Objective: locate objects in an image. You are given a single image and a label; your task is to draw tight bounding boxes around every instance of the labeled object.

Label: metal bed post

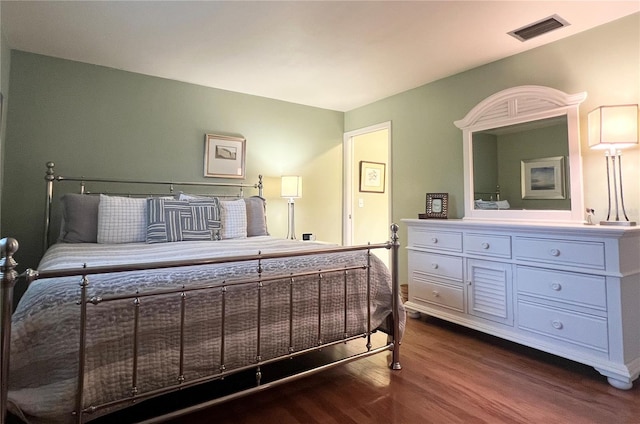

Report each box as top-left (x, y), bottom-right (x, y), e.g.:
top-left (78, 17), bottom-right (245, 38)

top-left (389, 223), bottom-right (402, 370)
top-left (44, 162), bottom-right (56, 252)
top-left (366, 247), bottom-right (372, 351)
top-left (1, 238), bottom-right (19, 424)
top-left (74, 269), bottom-right (90, 423)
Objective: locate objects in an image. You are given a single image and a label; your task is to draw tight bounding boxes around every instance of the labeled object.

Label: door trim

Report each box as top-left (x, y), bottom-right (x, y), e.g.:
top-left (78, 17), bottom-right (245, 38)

top-left (343, 121), bottom-right (392, 246)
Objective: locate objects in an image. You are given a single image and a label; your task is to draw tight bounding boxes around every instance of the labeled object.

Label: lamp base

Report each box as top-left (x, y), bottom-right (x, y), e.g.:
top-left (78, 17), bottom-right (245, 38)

top-left (600, 220), bottom-right (637, 227)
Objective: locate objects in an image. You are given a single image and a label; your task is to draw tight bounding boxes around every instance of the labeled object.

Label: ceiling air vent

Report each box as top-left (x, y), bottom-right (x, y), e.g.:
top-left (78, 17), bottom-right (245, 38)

top-left (508, 14), bottom-right (570, 42)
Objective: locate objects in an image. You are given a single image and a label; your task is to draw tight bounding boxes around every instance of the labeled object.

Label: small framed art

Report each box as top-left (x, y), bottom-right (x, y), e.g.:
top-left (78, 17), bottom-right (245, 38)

top-left (204, 134), bottom-right (246, 179)
top-left (425, 193), bottom-right (449, 219)
top-left (359, 161), bottom-right (386, 193)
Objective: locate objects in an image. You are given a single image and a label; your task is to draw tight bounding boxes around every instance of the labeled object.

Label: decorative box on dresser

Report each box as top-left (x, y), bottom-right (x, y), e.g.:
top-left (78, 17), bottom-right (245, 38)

top-left (403, 218), bottom-right (640, 389)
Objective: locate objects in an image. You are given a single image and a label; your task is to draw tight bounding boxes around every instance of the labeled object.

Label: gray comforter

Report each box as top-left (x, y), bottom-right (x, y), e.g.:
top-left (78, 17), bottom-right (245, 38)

top-left (8, 237), bottom-right (403, 423)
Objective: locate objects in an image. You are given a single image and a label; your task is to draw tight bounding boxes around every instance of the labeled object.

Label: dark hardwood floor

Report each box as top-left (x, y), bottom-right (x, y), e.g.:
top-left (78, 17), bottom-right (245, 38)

top-left (153, 315), bottom-right (639, 424)
top-left (17, 315), bottom-right (635, 424)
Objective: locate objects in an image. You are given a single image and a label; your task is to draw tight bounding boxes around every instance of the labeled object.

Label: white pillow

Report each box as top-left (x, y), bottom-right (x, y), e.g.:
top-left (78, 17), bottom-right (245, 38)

top-left (97, 195), bottom-right (147, 243)
top-left (220, 199), bottom-right (247, 239)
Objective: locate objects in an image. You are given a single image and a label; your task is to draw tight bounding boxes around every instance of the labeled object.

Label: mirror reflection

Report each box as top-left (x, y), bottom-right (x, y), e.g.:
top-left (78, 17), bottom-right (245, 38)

top-left (472, 116), bottom-right (570, 211)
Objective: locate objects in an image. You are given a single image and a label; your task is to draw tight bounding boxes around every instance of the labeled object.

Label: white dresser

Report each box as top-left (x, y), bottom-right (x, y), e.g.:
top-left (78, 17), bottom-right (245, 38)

top-left (403, 219), bottom-right (640, 389)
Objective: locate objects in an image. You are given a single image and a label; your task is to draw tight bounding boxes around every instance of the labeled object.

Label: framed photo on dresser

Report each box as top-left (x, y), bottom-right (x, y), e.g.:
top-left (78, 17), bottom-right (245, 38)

top-left (424, 193), bottom-right (448, 219)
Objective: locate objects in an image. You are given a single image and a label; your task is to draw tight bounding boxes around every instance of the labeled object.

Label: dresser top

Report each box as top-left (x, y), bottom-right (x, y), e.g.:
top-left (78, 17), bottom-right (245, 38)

top-left (402, 218), bottom-right (640, 238)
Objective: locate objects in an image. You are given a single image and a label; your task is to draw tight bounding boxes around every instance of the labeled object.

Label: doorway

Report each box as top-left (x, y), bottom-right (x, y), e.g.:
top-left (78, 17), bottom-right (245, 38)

top-left (343, 122), bottom-right (391, 267)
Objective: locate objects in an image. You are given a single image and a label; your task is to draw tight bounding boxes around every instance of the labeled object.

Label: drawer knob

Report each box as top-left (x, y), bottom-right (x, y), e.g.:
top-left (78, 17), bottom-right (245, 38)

top-left (551, 320), bottom-right (563, 330)
top-left (549, 248), bottom-right (560, 257)
top-left (432, 237), bottom-right (438, 244)
top-left (481, 242), bottom-right (490, 250)
top-left (550, 282), bottom-right (562, 291)
top-left (431, 263), bottom-right (439, 269)
top-left (432, 290), bottom-right (440, 297)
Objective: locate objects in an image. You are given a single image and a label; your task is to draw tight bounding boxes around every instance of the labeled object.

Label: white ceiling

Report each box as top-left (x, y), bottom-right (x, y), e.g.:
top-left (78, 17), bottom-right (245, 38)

top-left (2, 1), bottom-right (639, 112)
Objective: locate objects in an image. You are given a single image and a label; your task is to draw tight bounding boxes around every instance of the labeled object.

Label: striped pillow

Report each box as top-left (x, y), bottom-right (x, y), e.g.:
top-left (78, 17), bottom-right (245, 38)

top-left (146, 198), bottom-right (221, 243)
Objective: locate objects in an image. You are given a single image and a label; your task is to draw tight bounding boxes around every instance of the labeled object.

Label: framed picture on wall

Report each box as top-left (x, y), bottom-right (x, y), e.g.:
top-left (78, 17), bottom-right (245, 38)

top-left (359, 161), bottom-right (386, 193)
top-left (521, 156), bottom-right (566, 199)
top-left (204, 134), bottom-right (246, 179)
top-left (425, 193), bottom-right (449, 219)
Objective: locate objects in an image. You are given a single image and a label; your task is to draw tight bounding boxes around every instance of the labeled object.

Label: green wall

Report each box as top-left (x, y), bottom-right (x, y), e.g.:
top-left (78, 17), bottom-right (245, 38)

top-left (2, 51), bottom-right (344, 284)
top-left (471, 132), bottom-right (498, 199)
top-left (0, 12), bottom-right (11, 235)
top-left (346, 13), bottom-right (640, 283)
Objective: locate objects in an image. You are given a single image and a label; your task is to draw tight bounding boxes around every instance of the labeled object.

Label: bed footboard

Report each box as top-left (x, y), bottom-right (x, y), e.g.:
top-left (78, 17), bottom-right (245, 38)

top-left (1, 227), bottom-right (402, 424)
top-left (1, 238), bottom-right (19, 424)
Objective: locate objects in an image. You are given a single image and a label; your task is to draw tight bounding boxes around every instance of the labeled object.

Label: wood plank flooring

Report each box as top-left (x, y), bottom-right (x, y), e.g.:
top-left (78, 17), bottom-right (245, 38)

top-left (160, 315), bottom-right (640, 424)
top-left (16, 315), bottom-right (635, 424)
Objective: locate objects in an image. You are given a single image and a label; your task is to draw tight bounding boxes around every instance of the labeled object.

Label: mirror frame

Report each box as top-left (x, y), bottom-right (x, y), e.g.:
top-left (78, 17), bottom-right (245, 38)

top-left (455, 85), bottom-right (587, 223)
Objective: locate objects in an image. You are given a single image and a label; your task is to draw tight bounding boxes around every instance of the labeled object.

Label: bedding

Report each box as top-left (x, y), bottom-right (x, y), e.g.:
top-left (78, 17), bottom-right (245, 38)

top-left (179, 193), bottom-right (268, 238)
top-left (97, 195), bottom-right (147, 244)
top-left (220, 199), bottom-right (248, 239)
top-left (58, 194), bottom-right (100, 243)
top-left (244, 196), bottom-right (269, 236)
top-left (7, 237), bottom-right (403, 424)
top-left (474, 199), bottom-right (511, 210)
top-left (58, 194), bottom-right (269, 245)
top-left (146, 197), bottom-right (222, 243)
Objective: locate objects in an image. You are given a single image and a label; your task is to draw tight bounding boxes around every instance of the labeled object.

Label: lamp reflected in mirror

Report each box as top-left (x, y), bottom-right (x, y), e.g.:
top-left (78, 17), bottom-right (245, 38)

top-left (281, 176), bottom-right (302, 239)
top-left (588, 104), bottom-right (639, 226)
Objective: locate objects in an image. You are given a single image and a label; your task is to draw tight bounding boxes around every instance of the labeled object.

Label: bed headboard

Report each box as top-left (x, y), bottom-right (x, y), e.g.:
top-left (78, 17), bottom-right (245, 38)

top-left (43, 161), bottom-right (264, 251)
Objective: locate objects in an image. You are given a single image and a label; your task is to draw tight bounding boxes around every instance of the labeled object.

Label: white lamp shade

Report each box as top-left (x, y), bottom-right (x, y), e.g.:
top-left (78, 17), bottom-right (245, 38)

top-left (588, 104), bottom-right (639, 150)
top-left (281, 175), bottom-right (302, 198)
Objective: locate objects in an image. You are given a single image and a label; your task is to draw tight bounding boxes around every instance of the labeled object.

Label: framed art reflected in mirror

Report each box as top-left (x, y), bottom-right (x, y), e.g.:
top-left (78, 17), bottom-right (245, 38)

top-left (521, 156), bottom-right (566, 200)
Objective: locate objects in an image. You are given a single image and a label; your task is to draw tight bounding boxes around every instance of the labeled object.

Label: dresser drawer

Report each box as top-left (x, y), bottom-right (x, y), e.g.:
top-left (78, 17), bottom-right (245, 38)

top-left (464, 233), bottom-right (511, 258)
top-left (408, 229), bottom-right (462, 253)
top-left (517, 267), bottom-right (606, 310)
top-left (410, 278), bottom-right (464, 312)
top-left (514, 237), bottom-right (605, 270)
top-left (518, 301), bottom-right (608, 352)
top-left (408, 250), bottom-right (463, 281)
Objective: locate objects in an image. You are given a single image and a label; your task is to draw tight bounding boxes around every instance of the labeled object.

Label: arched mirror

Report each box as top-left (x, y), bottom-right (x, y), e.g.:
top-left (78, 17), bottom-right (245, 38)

top-left (455, 85), bottom-right (587, 222)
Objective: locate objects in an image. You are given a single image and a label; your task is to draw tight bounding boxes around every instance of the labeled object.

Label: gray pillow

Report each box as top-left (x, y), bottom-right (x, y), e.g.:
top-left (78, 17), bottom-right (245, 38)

top-left (245, 196), bottom-right (269, 236)
top-left (59, 193), bottom-right (100, 243)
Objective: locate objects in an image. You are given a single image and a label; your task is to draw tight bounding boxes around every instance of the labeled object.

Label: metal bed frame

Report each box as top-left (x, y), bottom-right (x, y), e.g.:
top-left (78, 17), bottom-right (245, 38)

top-left (474, 185), bottom-right (501, 201)
top-left (1, 162), bottom-right (401, 424)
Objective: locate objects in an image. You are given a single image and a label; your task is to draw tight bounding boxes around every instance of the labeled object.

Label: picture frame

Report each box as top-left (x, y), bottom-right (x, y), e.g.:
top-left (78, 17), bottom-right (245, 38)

top-left (425, 193), bottom-right (449, 219)
top-left (204, 134), bottom-right (246, 179)
top-left (359, 161), bottom-right (386, 193)
top-left (521, 156), bottom-right (566, 199)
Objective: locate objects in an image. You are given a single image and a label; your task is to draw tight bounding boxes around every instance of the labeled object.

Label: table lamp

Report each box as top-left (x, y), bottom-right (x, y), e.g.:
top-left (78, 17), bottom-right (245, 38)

top-left (281, 176), bottom-right (302, 239)
top-left (588, 104), bottom-right (638, 226)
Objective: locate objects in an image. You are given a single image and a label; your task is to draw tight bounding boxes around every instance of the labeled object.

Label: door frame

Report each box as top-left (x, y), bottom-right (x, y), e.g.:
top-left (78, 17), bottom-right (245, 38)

top-left (343, 121), bottom-right (392, 246)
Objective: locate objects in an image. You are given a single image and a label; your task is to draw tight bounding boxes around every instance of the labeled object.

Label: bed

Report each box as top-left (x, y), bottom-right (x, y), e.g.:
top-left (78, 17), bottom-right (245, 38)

top-left (0, 163), bottom-right (404, 424)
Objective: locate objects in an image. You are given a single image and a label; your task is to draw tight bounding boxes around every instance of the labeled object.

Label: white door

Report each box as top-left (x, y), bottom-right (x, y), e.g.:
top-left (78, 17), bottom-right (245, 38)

top-left (343, 122), bottom-right (391, 267)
